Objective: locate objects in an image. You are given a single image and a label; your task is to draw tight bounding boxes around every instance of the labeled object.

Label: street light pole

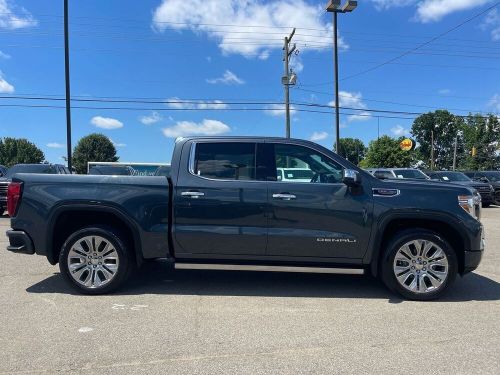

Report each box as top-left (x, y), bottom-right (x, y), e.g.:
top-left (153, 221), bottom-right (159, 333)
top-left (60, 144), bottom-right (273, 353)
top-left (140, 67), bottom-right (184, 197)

top-left (326, 1), bottom-right (357, 152)
top-left (64, 0), bottom-right (72, 171)
top-left (333, 11), bottom-right (340, 152)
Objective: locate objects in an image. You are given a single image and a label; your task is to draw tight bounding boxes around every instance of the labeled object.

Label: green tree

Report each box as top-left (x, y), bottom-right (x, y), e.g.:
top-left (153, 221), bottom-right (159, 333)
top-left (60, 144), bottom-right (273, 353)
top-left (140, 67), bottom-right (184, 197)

top-left (359, 135), bottom-right (414, 168)
top-left (336, 138), bottom-right (366, 165)
top-left (0, 137), bottom-right (45, 167)
top-left (460, 114), bottom-right (500, 171)
top-left (72, 134), bottom-right (118, 174)
top-left (411, 110), bottom-right (465, 170)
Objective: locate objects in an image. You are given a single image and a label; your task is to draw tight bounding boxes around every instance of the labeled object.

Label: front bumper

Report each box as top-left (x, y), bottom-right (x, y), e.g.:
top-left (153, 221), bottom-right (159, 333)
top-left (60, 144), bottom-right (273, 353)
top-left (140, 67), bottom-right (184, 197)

top-left (463, 250), bottom-right (483, 274)
top-left (6, 230), bottom-right (35, 255)
top-left (479, 192), bottom-right (493, 204)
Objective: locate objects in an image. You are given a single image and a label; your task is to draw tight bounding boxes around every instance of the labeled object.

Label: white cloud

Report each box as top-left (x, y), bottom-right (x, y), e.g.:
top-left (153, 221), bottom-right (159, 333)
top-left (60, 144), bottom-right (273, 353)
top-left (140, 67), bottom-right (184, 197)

top-left (329, 91), bottom-right (371, 122)
top-left (162, 119), bottom-right (231, 138)
top-left (165, 97), bottom-right (228, 110)
top-left (206, 70), bottom-right (245, 85)
top-left (90, 116), bottom-right (124, 130)
top-left (438, 88), bottom-right (451, 95)
top-left (416, 0), bottom-right (491, 23)
top-left (371, 0), bottom-right (494, 25)
top-left (47, 142), bottom-right (64, 149)
top-left (290, 56), bottom-right (304, 73)
top-left (0, 50), bottom-right (10, 59)
top-left (488, 93), bottom-right (500, 112)
top-left (0, 0), bottom-right (37, 29)
top-left (391, 125), bottom-right (411, 137)
top-left (139, 111), bottom-right (161, 125)
top-left (110, 139), bottom-right (127, 148)
top-left (264, 104), bottom-right (297, 117)
top-left (152, 0), bottom-right (347, 58)
top-left (370, 0), bottom-right (417, 10)
top-left (258, 50), bottom-right (270, 60)
top-left (310, 131), bottom-right (328, 142)
top-left (0, 71), bottom-right (14, 93)
top-left (481, 9), bottom-right (500, 41)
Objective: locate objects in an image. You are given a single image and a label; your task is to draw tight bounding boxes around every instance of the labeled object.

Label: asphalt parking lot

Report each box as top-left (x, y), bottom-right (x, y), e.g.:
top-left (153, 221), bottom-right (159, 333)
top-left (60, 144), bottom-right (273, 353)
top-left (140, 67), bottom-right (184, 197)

top-left (0, 210), bottom-right (499, 375)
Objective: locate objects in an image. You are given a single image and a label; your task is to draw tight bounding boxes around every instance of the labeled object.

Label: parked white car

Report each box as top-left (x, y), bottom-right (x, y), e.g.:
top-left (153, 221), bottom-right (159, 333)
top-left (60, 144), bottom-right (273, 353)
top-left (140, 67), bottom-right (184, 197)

top-left (277, 168), bottom-right (314, 182)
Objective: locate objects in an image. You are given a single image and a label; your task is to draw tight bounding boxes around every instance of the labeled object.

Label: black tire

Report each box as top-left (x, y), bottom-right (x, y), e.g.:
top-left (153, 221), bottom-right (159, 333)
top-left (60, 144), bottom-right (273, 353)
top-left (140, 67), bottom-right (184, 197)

top-left (482, 203), bottom-right (490, 208)
top-left (380, 229), bottom-right (458, 301)
top-left (59, 226), bottom-right (133, 294)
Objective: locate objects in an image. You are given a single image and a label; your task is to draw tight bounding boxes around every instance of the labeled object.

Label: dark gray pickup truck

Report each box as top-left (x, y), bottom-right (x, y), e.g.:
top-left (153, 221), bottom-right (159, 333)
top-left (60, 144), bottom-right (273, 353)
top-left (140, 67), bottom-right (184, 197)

top-left (6, 137), bottom-right (485, 300)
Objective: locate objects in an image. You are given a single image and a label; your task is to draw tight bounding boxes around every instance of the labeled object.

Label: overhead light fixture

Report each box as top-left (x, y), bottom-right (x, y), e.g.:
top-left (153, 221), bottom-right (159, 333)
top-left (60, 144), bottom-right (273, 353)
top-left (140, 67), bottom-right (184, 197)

top-left (341, 1), bottom-right (358, 12)
top-left (326, 0), bottom-right (341, 11)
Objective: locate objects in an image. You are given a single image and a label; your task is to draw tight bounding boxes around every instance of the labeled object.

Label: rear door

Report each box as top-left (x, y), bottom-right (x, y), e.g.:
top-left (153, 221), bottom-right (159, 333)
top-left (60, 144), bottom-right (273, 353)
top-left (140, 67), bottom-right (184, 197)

top-left (266, 142), bottom-right (372, 260)
top-left (173, 140), bottom-right (268, 257)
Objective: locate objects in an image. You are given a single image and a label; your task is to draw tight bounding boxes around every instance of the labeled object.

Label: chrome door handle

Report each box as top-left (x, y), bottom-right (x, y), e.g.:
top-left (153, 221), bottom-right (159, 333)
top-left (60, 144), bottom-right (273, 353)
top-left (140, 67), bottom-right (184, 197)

top-left (181, 191), bottom-right (205, 198)
top-left (272, 193), bottom-right (296, 200)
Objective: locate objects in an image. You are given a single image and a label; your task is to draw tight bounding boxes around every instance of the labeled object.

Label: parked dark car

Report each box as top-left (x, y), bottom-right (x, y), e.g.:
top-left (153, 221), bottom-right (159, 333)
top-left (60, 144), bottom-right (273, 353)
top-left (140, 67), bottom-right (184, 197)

top-left (154, 165), bottom-right (171, 177)
top-left (426, 171), bottom-right (494, 207)
top-left (88, 165), bottom-right (134, 176)
top-left (463, 171), bottom-right (500, 205)
top-left (6, 137), bottom-right (484, 300)
top-left (0, 165), bottom-right (7, 177)
top-left (0, 163), bottom-right (69, 213)
top-left (366, 168), bottom-right (430, 180)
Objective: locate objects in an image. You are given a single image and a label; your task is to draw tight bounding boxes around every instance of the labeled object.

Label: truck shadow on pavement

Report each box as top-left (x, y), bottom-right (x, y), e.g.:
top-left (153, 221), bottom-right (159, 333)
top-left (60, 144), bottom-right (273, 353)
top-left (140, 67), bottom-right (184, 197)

top-left (26, 260), bottom-right (500, 303)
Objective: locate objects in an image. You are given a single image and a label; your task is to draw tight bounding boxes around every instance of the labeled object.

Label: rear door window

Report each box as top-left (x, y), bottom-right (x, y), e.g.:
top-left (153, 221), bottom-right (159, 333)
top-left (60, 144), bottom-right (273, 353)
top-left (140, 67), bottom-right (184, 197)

top-left (193, 142), bottom-right (257, 181)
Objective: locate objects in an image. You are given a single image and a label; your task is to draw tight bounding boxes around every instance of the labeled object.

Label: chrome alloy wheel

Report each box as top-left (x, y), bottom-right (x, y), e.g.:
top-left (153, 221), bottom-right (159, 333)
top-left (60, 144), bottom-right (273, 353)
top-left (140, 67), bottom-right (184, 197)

top-left (67, 235), bottom-right (119, 289)
top-left (393, 239), bottom-right (449, 294)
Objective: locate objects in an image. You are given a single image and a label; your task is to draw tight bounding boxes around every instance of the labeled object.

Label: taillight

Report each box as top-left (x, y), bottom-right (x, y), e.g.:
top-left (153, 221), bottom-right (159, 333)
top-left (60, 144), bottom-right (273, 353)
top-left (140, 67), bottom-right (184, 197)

top-left (7, 182), bottom-right (23, 217)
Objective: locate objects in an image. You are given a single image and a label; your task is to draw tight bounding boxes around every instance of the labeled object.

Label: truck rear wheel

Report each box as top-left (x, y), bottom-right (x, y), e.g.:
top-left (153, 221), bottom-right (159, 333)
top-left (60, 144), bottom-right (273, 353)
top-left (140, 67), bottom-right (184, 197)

top-left (380, 229), bottom-right (457, 301)
top-left (59, 226), bottom-right (132, 294)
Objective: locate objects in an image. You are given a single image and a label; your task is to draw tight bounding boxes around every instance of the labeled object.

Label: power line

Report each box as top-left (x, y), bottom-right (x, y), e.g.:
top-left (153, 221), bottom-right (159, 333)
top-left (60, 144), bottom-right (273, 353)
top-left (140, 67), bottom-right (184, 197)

top-left (0, 103), bottom-right (418, 120)
top-left (0, 95), bottom-right (495, 119)
top-left (340, 2), bottom-right (500, 82)
top-left (294, 87), bottom-right (490, 114)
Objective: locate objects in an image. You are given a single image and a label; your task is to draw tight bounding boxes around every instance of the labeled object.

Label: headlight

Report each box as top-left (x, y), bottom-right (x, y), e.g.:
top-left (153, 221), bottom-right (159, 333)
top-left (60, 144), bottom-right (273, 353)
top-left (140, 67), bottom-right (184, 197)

top-left (458, 194), bottom-right (480, 219)
top-left (490, 184), bottom-right (495, 193)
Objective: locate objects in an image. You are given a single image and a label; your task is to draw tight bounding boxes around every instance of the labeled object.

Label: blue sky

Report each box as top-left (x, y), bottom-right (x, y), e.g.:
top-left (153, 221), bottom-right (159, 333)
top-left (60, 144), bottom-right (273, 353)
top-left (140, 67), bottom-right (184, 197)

top-left (0, 0), bottom-right (499, 164)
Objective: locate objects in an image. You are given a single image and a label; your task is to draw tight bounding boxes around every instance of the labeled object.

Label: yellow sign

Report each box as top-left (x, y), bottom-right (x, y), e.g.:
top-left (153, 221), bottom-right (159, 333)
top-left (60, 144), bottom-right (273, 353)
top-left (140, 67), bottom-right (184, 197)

top-left (399, 138), bottom-right (414, 151)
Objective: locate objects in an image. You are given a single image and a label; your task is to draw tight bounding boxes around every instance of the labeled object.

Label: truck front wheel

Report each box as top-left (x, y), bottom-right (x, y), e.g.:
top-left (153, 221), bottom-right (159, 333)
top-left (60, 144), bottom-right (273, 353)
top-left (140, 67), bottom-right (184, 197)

top-left (59, 226), bottom-right (132, 294)
top-left (381, 229), bottom-right (458, 301)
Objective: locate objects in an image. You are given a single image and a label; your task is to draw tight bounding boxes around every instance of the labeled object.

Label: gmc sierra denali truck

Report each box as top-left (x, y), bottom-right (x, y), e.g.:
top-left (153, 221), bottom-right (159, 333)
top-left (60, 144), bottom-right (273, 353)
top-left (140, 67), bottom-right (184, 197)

top-left (6, 137), bottom-right (485, 300)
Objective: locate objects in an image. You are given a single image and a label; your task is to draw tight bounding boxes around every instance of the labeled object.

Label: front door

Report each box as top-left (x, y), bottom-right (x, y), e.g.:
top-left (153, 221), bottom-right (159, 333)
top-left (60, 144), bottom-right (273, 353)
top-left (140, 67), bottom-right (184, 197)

top-left (266, 142), bottom-right (372, 259)
top-left (174, 141), bottom-right (268, 257)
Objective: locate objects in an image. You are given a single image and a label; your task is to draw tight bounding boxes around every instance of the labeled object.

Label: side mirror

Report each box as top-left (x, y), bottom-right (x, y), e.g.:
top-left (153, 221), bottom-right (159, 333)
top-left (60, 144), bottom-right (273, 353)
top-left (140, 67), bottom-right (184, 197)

top-left (343, 169), bottom-right (361, 186)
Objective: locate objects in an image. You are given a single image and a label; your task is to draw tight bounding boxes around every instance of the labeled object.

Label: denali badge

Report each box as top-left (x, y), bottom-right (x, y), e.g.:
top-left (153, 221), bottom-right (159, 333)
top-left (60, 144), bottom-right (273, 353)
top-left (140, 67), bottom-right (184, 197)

top-left (317, 238), bottom-right (357, 243)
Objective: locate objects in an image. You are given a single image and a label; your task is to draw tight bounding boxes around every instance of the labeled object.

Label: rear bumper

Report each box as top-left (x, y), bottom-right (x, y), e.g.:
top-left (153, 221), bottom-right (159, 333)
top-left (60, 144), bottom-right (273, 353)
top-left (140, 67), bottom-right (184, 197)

top-left (6, 230), bottom-right (35, 255)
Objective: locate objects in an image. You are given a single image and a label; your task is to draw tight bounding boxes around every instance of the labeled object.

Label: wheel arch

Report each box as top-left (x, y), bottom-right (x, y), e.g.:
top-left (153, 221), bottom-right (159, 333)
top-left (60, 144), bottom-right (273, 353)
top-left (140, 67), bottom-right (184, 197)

top-left (46, 204), bottom-right (143, 266)
top-left (369, 212), bottom-right (468, 277)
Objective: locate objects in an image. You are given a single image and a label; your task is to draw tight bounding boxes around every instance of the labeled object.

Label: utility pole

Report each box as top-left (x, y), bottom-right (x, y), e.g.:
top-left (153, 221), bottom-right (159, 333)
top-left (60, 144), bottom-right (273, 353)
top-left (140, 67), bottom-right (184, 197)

top-left (64, 0), bottom-right (73, 172)
top-left (282, 28), bottom-right (296, 138)
top-left (430, 130), bottom-right (435, 170)
top-left (452, 135), bottom-right (458, 171)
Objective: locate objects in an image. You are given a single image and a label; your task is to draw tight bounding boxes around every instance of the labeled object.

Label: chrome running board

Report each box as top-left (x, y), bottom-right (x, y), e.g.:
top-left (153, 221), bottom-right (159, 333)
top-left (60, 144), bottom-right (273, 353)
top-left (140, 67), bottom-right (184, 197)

top-left (175, 263), bottom-right (364, 275)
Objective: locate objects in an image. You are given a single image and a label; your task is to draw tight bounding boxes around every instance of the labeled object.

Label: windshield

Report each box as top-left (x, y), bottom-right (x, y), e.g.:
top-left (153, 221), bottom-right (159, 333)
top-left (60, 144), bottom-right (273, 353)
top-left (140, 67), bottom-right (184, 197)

top-left (6, 164), bottom-right (56, 178)
top-left (394, 169), bottom-right (429, 179)
top-left (484, 172), bottom-right (500, 182)
top-left (434, 172), bottom-right (471, 182)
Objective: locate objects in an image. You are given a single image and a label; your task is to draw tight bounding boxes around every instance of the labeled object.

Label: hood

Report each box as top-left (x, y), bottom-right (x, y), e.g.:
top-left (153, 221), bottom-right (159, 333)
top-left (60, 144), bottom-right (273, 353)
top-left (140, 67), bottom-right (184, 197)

top-left (376, 177), bottom-right (475, 194)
